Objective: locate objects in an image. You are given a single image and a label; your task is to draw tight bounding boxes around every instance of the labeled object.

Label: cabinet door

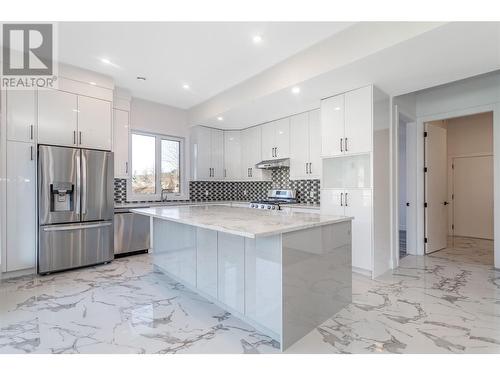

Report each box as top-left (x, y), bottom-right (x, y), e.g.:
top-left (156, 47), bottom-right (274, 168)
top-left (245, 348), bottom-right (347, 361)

top-left (308, 109), bottom-right (322, 179)
top-left (240, 128), bottom-right (251, 180)
top-left (6, 89), bottom-right (36, 143)
top-left (261, 122), bottom-right (275, 160)
top-left (6, 141), bottom-right (36, 271)
top-left (113, 109), bottom-right (129, 178)
top-left (345, 188), bottom-right (372, 272)
top-left (289, 112), bottom-right (309, 180)
top-left (320, 189), bottom-right (345, 216)
top-left (196, 228), bottom-right (218, 299)
top-left (38, 89), bottom-right (78, 147)
top-left (192, 126), bottom-right (211, 180)
top-left (218, 233), bottom-right (245, 314)
top-left (274, 117), bottom-right (290, 158)
top-left (248, 126), bottom-right (267, 180)
top-left (321, 95), bottom-right (344, 157)
top-left (223, 131), bottom-right (241, 180)
top-left (211, 129), bottom-right (224, 179)
top-left (78, 96), bottom-right (112, 150)
top-left (345, 86), bottom-right (372, 154)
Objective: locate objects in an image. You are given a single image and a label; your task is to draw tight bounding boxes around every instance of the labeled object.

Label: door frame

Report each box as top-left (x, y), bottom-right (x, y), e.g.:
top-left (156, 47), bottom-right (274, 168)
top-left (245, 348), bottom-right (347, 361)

top-left (415, 104), bottom-right (497, 261)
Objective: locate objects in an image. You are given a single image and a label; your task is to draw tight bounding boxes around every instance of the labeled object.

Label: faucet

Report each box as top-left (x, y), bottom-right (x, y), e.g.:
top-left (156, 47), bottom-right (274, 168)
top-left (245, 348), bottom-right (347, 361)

top-left (161, 189), bottom-right (169, 201)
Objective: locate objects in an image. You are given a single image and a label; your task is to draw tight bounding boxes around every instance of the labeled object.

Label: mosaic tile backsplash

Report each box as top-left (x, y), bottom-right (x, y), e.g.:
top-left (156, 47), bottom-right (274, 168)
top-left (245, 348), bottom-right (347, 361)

top-left (114, 169), bottom-right (320, 205)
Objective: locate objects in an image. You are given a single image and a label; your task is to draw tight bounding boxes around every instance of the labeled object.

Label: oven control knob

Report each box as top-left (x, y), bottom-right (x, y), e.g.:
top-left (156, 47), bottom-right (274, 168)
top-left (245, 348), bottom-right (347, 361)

top-left (251, 204), bottom-right (256, 208)
top-left (266, 205), bottom-right (272, 209)
top-left (260, 204), bottom-right (265, 209)
top-left (271, 206), bottom-right (276, 210)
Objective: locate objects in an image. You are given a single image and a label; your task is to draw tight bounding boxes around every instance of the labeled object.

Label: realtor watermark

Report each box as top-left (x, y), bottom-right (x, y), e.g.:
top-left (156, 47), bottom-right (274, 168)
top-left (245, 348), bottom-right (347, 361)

top-left (1, 23), bottom-right (58, 89)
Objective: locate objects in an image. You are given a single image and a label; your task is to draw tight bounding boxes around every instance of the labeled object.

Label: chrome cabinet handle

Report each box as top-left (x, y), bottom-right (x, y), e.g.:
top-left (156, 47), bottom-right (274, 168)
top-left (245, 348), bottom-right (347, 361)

top-left (345, 137), bottom-right (348, 152)
top-left (30, 124), bottom-right (34, 140)
top-left (125, 162), bottom-right (128, 174)
top-left (30, 145), bottom-right (33, 161)
top-left (305, 163), bottom-right (308, 174)
top-left (73, 130), bottom-right (77, 145)
top-left (275, 147), bottom-right (278, 158)
top-left (309, 162), bottom-right (312, 174)
top-left (340, 138), bottom-right (343, 152)
top-left (345, 192), bottom-right (348, 207)
top-left (79, 131), bottom-right (82, 145)
top-left (224, 169), bottom-right (227, 178)
top-left (340, 192), bottom-right (344, 206)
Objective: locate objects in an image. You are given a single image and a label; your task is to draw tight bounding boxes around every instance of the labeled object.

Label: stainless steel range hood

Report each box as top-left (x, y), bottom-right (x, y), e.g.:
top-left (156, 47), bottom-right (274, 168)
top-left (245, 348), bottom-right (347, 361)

top-left (255, 158), bottom-right (290, 169)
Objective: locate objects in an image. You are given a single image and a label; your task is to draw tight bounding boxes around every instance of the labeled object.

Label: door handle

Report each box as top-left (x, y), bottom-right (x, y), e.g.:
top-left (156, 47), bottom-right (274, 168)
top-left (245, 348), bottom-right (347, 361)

top-left (340, 192), bottom-right (344, 206)
top-left (224, 169), bottom-right (227, 178)
top-left (340, 138), bottom-right (343, 152)
top-left (308, 162), bottom-right (312, 174)
top-left (345, 137), bottom-right (348, 152)
top-left (443, 201), bottom-right (449, 206)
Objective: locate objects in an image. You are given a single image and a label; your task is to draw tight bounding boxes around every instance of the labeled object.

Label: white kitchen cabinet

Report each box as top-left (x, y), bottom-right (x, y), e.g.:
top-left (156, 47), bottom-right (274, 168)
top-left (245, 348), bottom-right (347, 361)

top-left (78, 96), bottom-right (112, 150)
top-left (345, 86), bottom-right (372, 154)
top-left (223, 130), bottom-right (241, 180)
top-left (290, 109), bottom-right (321, 180)
top-left (218, 233), bottom-right (245, 314)
top-left (113, 109), bottom-right (130, 178)
top-left (38, 89), bottom-right (78, 147)
top-left (241, 126), bottom-right (269, 181)
top-left (6, 141), bottom-right (36, 272)
top-left (191, 126), bottom-right (225, 180)
top-left (321, 86), bottom-right (373, 157)
top-left (6, 89), bottom-right (36, 143)
top-left (261, 118), bottom-right (290, 160)
top-left (196, 228), bottom-right (218, 299)
top-left (321, 94), bottom-right (344, 157)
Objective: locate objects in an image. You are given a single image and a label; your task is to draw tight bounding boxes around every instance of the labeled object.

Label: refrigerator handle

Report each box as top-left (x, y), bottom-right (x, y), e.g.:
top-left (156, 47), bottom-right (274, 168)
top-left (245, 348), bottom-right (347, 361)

top-left (81, 151), bottom-right (87, 215)
top-left (75, 151), bottom-right (81, 215)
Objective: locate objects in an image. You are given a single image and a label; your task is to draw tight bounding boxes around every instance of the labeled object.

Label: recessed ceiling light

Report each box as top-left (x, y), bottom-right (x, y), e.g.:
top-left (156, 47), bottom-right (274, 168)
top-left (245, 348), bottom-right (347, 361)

top-left (217, 116), bottom-right (224, 121)
top-left (137, 76), bottom-right (147, 81)
top-left (89, 81), bottom-right (97, 86)
top-left (183, 84), bottom-right (190, 90)
top-left (100, 58), bottom-right (112, 64)
top-left (291, 86), bottom-right (301, 94)
top-left (252, 35), bottom-right (263, 44)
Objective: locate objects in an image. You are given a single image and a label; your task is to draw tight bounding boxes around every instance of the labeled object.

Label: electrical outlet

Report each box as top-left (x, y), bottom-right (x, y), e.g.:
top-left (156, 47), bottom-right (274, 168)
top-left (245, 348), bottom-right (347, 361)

top-left (243, 190), bottom-right (247, 196)
top-left (309, 191), bottom-right (314, 198)
top-left (205, 190), bottom-right (209, 197)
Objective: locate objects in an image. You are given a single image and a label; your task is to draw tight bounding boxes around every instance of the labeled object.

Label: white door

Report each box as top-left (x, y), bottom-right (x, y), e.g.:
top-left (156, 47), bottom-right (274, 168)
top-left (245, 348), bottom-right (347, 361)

top-left (113, 109), bottom-right (130, 178)
top-left (289, 112), bottom-right (309, 180)
top-left (211, 129), bottom-right (224, 179)
top-left (38, 89), bottom-right (78, 147)
top-left (453, 156), bottom-right (494, 240)
top-left (6, 89), bottom-right (36, 143)
top-left (321, 94), bottom-right (345, 157)
top-left (345, 188), bottom-right (373, 272)
top-left (345, 86), bottom-right (372, 154)
top-left (308, 109), bottom-right (322, 179)
top-left (320, 189), bottom-right (345, 216)
top-left (261, 122), bottom-right (275, 160)
top-left (223, 131), bottom-right (241, 180)
top-left (424, 123), bottom-right (448, 253)
top-left (6, 141), bottom-right (36, 271)
top-left (274, 117), bottom-right (290, 158)
top-left (78, 96), bottom-right (112, 150)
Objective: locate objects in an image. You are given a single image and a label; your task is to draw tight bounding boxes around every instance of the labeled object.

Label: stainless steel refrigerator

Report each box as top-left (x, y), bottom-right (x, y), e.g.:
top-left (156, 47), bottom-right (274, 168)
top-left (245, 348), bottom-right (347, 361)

top-left (38, 145), bottom-right (114, 274)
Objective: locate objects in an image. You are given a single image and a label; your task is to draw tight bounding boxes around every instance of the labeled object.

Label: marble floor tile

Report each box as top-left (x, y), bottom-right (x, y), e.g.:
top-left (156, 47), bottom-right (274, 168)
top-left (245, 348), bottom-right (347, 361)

top-left (1, 236), bottom-right (498, 354)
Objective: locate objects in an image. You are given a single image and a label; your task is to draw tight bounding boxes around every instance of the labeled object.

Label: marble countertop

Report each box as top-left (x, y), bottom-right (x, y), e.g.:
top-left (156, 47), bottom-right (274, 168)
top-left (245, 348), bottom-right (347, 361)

top-left (131, 204), bottom-right (349, 238)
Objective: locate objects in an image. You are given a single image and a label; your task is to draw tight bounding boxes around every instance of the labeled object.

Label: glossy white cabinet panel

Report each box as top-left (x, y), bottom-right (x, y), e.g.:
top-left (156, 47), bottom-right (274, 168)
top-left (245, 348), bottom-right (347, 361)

top-left (113, 109), bottom-right (129, 178)
top-left (274, 117), bottom-right (290, 158)
top-left (223, 131), bottom-right (241, 180)
top-left (261, 122), bottom-right (275, 160)
top-left (245, 236), bottom-right (282, 334)
top-left (6, 89), bottom-right (36, 143)
top-left (217, 232), bottom-right (245, 314)
top-left (38, 89), bottom-right (78, 147)
top-left (308, 109), bottom-right (322, 179)
top-left (320, 189), bottom-right (345, 217)
top-left (345, 86), bottom-right (372, 154)
top-left (77, 96), bottom-right (112, 150)
top-left (321, 94), bottom-right (344, 157)
top-left (241, 126), bottom-right (268, 181)
top-left (211, 129), bottom-right (224, 179)
top-left (289, 112), bottom-right (309, 180)
top-left (192, 126), bottom-right (211, 180)
top-left (345, 188), bottom-right (372, 271)
top-left (196, 228), bottom-right (218, 299)
top-left (6, 141), bottom-right (36, 271)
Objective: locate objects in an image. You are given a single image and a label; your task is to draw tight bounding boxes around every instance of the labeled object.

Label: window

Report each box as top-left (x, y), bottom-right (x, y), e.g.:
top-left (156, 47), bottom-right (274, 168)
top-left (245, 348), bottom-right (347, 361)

top-left (129, 131), bottom-right (184, 200)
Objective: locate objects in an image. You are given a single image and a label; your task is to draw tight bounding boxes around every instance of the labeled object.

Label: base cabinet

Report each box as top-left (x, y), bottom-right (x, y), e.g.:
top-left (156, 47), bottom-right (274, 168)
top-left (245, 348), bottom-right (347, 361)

top-left (217, 233), bottom-right (245, 314)
top-left (6, 141), bottom-right (37, 272)
top-left (196, 228), bottom-right (218, 299)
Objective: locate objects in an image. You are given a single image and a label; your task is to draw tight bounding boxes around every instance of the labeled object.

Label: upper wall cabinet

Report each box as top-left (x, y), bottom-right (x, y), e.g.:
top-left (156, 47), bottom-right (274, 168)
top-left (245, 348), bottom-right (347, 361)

top-left (241, 126), bottom-right (270, 181)
top-left (77, 96), bottom-right (112, 150)
top-left (191, 126), bottom-right (224, 180)
top-left (261, 117), bottom-right (290, 160)
top-left (38, 89), bottom-right (113, 150)
top-left (113, 108), bottom-right (130, 179)
top-left (289, 109), bottom-right (321, 180)
top-left (6, 89), bottom-right (36, 143)
top-left (38, 89), bottom-right (78, 147)
top-left (321, 85), bottom-right (372, 157)
top-left (223, 131), bottom-right (241, 180)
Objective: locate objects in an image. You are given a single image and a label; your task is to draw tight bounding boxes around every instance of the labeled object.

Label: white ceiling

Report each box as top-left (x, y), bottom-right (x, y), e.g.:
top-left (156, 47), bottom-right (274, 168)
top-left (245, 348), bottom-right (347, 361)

top-left (57, 22), bottom-right (353, 109)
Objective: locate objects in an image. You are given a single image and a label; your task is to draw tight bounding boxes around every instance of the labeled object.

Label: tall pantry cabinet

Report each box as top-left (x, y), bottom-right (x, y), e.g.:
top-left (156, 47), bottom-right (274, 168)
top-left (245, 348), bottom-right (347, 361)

top-left (320, 85), bottom-right (391, 278)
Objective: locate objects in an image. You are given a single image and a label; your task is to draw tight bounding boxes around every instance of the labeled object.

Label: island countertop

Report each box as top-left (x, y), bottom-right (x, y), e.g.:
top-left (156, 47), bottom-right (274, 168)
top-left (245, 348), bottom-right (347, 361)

top-left (131, 204), bottom-right (351, 238)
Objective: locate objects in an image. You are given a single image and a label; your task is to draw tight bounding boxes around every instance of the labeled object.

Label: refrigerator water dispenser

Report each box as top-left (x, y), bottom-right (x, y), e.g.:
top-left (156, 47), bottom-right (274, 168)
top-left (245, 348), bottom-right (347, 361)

top-left (50, 182), bottom-right (74, 212)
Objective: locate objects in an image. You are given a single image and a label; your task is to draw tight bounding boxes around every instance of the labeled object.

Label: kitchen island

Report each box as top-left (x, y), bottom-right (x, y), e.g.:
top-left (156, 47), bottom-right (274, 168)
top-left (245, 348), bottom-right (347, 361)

top-left (131, 205), bottom-right (352, 350)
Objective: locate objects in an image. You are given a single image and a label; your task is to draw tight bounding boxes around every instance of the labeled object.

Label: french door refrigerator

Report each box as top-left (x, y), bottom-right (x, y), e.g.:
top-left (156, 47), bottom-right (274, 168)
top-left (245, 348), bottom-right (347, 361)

top-left (38, 145), bottom-right (114, 274)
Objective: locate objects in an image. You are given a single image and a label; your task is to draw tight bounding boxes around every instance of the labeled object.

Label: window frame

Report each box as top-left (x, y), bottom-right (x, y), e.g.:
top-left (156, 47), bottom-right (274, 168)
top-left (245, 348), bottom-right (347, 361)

top-left (127, 130), bottom-right (187, 202)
